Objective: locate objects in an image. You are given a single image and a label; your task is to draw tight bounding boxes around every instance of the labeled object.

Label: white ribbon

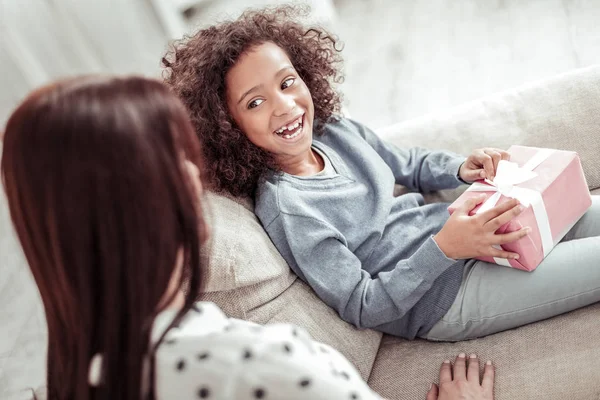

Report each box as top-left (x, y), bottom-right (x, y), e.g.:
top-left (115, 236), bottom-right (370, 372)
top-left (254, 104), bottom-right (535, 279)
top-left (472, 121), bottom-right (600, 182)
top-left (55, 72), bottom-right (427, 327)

top-left (466, 149), bottom-right (555, 267)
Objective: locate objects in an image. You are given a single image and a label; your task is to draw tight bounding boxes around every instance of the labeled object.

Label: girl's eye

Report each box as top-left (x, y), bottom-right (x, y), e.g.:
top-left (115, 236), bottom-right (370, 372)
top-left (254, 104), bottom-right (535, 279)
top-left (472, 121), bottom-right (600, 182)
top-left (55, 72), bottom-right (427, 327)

top-left (281, 77), bottom-right (295, 90)
top-left (248, 99), bottom-right (264, 109)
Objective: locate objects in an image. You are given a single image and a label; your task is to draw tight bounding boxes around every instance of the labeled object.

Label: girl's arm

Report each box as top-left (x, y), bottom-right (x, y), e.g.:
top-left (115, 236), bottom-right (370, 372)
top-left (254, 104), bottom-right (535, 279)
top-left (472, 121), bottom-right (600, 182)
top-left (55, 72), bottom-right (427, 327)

top-left (345, 118), bottom-right (466, 192)
top-left (266, 212), bottom-right (457, 331)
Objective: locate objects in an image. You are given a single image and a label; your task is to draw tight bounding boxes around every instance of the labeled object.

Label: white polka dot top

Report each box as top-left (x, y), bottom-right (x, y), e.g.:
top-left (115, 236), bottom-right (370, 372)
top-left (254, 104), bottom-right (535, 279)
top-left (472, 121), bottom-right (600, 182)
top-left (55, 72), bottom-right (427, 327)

top-left (150, 301), bottom-right (384, 400)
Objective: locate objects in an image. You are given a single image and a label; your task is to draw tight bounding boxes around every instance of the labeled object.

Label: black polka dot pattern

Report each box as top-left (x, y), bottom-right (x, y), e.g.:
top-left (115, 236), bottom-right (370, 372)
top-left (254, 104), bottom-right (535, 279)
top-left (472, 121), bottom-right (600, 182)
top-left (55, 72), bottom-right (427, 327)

top-left (156, 303), bottom-right (380, 400)
top-left (197, 386), bottom-right (210, 398)
top-left (299, 378), bottom-right (311, 388)
top-left (192, 304), bottom-right (203, 314)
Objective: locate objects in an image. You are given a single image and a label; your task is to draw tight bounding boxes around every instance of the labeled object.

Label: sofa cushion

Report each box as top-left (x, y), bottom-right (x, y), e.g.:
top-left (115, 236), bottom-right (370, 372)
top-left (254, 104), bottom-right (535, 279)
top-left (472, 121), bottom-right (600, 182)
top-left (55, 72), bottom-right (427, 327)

top-left (368, 302), bottom-right (600, 400)
top-left (378, 65), bottom-right (600, 200)
top-left (198, 191), bottom-right (382, 380)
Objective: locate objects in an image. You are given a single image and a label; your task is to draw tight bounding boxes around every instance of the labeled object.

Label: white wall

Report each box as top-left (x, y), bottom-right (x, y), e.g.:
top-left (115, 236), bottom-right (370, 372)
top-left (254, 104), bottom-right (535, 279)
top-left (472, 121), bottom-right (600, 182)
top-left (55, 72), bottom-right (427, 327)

top-left (0, 0), bottom-right (336, 127)
top-left (0, 0), bottom-right (173, 126)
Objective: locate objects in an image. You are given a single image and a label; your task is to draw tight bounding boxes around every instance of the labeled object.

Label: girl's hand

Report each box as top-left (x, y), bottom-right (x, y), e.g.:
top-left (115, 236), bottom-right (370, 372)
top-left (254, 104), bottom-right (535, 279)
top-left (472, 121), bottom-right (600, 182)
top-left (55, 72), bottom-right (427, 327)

top-left (426, 354), bottom-right (495, 400)
top-left (434, 195), bottom-right (530, 260)
top-left (459, 148), bottom-right (510, 183)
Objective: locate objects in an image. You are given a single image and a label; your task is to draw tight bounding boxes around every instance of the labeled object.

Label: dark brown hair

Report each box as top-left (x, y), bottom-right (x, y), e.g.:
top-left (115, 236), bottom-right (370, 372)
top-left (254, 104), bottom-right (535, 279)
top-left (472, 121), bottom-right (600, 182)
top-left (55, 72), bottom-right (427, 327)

top-left (1, 76), bottom-right (207, 400)
top-left (162, 5), bottom-right (344, 197)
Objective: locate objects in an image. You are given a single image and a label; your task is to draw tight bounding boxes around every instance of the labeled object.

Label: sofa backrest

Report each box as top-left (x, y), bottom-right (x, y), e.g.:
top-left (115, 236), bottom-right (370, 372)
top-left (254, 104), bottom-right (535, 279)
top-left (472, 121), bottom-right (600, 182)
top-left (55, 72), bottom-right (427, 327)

top-left (198, 192), bottom-right (383, 380)
top-left (378, 65), bottom-right (600, 198)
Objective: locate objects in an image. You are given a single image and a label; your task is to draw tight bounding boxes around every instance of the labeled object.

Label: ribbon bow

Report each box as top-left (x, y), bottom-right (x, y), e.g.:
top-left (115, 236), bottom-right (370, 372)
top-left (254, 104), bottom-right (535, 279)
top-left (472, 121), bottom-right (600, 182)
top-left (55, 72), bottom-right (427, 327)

top-left (466, 149), bottom-right (555, 267)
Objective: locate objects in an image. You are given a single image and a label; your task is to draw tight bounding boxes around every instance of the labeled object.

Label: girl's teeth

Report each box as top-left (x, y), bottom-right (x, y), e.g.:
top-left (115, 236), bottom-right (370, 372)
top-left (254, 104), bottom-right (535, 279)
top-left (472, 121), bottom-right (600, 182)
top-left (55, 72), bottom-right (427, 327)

top-left (283, 130), bottom-right (300, 139)
top-left (275, 116), bottom-right (303, 135)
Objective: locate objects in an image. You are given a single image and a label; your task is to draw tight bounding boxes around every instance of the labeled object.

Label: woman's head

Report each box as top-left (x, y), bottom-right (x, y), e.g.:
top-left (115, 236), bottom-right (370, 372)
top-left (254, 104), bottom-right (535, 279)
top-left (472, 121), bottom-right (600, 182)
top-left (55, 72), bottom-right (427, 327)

top-left (163, 5), bottom-right (344, 197)
top-left (1, 76), bottom-right (207, 399)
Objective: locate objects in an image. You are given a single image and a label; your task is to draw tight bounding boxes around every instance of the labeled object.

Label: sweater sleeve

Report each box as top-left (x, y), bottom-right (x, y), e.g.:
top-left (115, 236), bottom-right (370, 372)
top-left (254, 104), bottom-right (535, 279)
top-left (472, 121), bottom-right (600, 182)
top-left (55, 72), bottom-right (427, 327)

top-left (346, 118), bottom-right (466, 192)
top-left (267, 212), bottom-right (457, 329)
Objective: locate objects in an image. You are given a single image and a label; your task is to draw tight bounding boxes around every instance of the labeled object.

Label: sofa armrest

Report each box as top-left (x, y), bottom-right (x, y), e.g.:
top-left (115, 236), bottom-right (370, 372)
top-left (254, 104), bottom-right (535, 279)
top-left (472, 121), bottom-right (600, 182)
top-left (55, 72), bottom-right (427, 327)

top-left (377, 65), bottom-right (600, 192)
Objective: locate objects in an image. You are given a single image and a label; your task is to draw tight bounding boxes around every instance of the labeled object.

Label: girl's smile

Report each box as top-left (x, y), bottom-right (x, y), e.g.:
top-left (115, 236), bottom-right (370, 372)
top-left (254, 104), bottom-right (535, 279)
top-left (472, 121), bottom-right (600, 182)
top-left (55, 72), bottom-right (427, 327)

top-left (273, 113), bottom-right (306, 143)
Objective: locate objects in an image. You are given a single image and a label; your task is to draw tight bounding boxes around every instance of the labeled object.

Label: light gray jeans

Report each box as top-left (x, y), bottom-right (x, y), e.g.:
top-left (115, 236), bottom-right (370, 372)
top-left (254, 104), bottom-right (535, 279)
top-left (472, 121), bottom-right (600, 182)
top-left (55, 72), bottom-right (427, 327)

top-left (423, 195), bottom-right (600, 342)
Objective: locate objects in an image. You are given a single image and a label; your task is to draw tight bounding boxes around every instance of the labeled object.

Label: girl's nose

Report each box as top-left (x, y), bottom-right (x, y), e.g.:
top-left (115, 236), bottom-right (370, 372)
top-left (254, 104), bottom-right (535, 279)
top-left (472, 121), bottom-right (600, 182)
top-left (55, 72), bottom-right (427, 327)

top-left (273, 93), bottom-right (296, 117)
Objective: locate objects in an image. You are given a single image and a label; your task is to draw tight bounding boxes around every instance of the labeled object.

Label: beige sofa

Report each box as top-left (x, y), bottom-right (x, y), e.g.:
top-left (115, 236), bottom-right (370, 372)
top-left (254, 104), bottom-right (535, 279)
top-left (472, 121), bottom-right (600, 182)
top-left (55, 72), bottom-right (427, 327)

top-left (199, 65), bottom-right (600, 400)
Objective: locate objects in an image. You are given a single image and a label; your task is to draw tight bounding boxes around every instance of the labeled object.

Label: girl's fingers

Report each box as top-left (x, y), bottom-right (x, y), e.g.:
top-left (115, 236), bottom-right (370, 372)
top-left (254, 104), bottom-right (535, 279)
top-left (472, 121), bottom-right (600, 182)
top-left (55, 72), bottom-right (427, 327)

top-left (458, 194), bottom-right (487, 215)
top-left (477, 198), bottom-right (520, 223)
top-left (488, 246), bottom-right (520, 260)
top-left (477, 153), bottom-right (495, 181)
top-left (484, 202), bottom-right (524, 230)
top-left (498, 150), bottom-right (511, 161)
top-left (483, 149), bottom-right (502, 179)
top-left (495, 227), bottom-right (531, 245)
top-left (462, 168), bottom-right (485, 182)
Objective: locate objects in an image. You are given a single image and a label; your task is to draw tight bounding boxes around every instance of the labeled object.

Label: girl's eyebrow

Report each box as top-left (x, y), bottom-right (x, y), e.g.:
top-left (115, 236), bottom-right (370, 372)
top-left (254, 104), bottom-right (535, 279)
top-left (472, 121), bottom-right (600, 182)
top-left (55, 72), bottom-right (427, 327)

top-left (238, 84), bottom-right (263, 105)
top-left (276, 65), bottom-right (295, 76)
top-left (237, 65), bottom-right (295, 104)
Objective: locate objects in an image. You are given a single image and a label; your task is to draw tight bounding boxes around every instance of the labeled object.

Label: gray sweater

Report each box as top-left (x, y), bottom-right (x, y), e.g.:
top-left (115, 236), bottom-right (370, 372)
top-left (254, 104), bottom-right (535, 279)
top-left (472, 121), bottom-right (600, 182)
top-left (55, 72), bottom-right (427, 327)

top-left (255, 118), bottom-right (468, 339)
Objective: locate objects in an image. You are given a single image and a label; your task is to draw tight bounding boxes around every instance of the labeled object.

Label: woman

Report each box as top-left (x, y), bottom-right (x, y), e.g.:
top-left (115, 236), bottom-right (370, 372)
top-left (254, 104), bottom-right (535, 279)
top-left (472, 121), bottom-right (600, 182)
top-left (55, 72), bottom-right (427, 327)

top-left (2, 76), bottom-right (493, 399)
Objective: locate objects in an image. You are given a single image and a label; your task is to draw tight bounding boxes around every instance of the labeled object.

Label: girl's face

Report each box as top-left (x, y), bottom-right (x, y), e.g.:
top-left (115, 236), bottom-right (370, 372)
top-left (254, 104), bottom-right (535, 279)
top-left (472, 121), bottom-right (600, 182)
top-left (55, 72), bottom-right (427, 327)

top-left (225, 42), bottom-right (315, 166)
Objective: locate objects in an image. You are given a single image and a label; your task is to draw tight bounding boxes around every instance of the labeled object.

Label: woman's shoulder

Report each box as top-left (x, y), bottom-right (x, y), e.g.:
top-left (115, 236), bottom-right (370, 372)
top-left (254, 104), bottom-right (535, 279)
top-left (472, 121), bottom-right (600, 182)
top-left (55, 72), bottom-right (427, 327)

top-left (153, 302), bottom-right (339, 399)
top-left (153, 302), bottom-right (379, 400)
top-left (153, 302), bottom-right (315, 354)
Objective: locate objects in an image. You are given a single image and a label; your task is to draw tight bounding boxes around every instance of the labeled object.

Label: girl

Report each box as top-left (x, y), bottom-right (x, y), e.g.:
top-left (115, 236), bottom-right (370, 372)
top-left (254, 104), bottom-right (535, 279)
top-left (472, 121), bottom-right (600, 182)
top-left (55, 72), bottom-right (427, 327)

top-left (162, 6), bottom-right (600, 342)
top-left (1, 76), bottom-right (492, 400)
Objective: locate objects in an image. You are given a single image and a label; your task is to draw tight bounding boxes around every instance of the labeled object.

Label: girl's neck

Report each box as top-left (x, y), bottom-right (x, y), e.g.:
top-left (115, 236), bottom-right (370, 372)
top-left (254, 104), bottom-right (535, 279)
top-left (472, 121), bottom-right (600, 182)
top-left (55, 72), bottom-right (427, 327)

top-left (280, 147), bottom-right (324, 176)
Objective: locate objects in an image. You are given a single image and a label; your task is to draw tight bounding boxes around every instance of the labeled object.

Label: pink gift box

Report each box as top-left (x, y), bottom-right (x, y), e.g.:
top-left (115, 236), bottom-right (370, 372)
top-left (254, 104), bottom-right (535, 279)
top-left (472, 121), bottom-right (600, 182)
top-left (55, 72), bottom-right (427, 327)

top-left (448, 145), bottom-right (592, 272)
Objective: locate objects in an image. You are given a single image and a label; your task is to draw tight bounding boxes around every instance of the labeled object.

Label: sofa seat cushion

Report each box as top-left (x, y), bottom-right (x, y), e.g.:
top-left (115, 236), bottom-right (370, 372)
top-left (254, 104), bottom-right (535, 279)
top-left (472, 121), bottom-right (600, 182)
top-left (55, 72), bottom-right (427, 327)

top-left (368, 302), bottom-right (600, 399)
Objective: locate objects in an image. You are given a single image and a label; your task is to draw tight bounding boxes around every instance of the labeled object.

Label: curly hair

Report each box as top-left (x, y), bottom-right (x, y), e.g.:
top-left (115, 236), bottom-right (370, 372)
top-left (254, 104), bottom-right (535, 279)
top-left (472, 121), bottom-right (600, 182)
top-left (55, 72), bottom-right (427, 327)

top-left (162, 5), bottom-right (344, 197)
